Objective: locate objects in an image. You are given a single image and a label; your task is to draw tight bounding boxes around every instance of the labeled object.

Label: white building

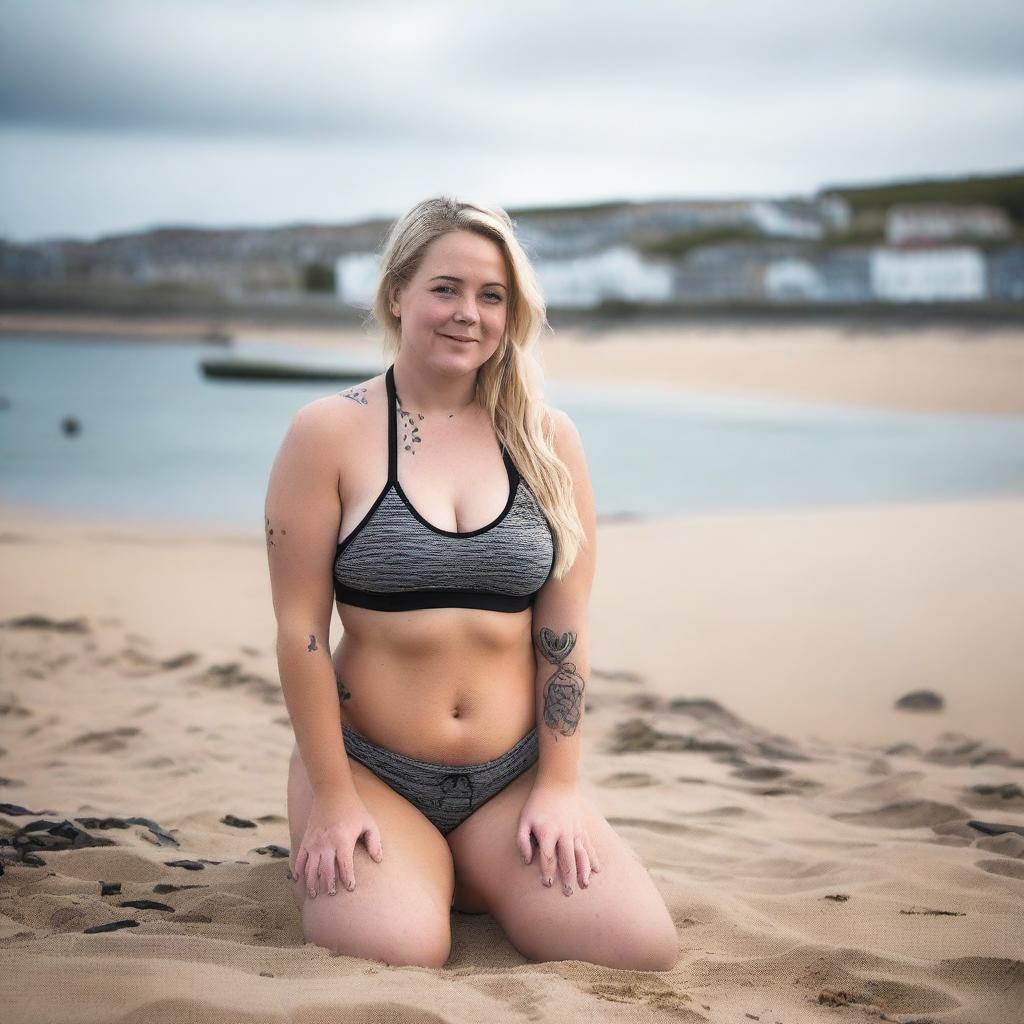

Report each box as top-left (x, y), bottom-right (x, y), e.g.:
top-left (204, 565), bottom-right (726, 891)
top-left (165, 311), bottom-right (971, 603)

top-left (751, 201), bottom-right (824, 240)
top-left (886, 205), bottom-right (1012, 246)
top-left (764, 258), bottom-right (825, 301)
top-left (870, 246), bottom-right (986, 302)
top-left (335, 252), bottom-right (381, 308)
top-left (533, 246), bottom-right (674, 308)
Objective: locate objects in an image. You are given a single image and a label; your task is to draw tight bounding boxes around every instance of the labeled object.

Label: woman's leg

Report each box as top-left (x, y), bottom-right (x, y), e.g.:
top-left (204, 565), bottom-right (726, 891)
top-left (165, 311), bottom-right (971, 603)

top-left (446, 761), bottom-right (679, 971)
top-left (287, 743), bottom-right (456, 968)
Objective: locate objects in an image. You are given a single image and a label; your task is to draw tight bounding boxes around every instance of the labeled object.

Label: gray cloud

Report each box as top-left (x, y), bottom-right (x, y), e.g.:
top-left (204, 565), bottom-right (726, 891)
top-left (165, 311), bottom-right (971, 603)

top-left (2, 0), bottom-right (1022, 141)
top-left (1, 0), bottom-right (1022, 241)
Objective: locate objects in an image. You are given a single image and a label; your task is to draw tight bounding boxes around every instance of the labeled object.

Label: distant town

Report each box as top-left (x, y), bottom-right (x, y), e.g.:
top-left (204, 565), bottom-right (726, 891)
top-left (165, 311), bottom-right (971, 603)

top-left (2, 172), bottom-right (1022, 314)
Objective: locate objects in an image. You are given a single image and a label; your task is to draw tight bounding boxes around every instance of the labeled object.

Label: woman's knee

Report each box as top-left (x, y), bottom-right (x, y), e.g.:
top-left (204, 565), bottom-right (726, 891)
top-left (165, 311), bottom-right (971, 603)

top-left (300, 890), bottom-right (452, 967)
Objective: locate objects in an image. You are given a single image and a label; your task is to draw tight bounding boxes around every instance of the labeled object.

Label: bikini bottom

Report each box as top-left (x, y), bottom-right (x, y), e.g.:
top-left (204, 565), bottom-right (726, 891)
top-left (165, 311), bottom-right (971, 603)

top-left (341, 721), bottom-right (539, 836)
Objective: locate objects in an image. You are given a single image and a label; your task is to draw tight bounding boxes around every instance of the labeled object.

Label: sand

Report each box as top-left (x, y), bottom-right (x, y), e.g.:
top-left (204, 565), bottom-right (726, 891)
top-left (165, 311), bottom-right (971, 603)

top-left (1, 312), bottom-right (1023, 1022)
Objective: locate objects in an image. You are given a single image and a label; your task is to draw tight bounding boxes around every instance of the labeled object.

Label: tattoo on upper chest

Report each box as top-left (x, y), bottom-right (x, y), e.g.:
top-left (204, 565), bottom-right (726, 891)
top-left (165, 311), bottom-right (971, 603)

top-left (396, 400), bottom-right (424, 454)
top-left (534, 627), bottom-right (585, 739)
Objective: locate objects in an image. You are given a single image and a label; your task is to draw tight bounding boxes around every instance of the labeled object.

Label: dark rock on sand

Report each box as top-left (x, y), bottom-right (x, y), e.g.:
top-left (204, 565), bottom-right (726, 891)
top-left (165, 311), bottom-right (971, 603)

top-left (64, 814), bottom-right (177, 846)
top-left (164, 859), bottom-right (206, 870)
top-left (221, 814), bottom-right (257, 829)
top-left (153, 883), bottom-right (208, 893)
top-left (100, 881), bottom-right (121, 895)
top-left (731, 765), bottom-right (790, 781)
top-left (1, 614), bottom-right (90, 633)
top-left (924, 734), bottom-right (1021, 767)
top-left (192, 661), bottom-right (282, 704)
top-left (607, 718), bottom-right (741, 756)
top-left (969, 783), bottom-right (1023, 800)
top-left (254, 843), bottom-right (290, 859)
top-left (13, 818), bottom-right (117, 856)
top-left (84, 920), bottom-right (139, 933)
top-left (0, 803), bottom-right (48, 815)
top-left (161, 652), bottom-right (199, 670)
top-left (967, 820), bottom-right (1024, 837)
top-left (895, 689), bottom-right (944, 711)
top-left (119, 899), bottom-right (175, 912)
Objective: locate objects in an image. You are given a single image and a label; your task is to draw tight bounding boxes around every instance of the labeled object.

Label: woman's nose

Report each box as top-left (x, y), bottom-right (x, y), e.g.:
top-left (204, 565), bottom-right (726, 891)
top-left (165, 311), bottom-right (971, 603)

top-left (454, 299), bottom-right (478, 324)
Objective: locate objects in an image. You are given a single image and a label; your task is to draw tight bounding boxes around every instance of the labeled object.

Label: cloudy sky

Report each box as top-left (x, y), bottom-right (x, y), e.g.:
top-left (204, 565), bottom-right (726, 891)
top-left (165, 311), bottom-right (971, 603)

top-left (1, 0), bottom-right (1022, 243)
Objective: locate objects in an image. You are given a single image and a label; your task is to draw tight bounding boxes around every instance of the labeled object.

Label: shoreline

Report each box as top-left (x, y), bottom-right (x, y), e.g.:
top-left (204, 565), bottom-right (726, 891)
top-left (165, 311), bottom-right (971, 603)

top-left (3, 309), bottom-right (1023, 417)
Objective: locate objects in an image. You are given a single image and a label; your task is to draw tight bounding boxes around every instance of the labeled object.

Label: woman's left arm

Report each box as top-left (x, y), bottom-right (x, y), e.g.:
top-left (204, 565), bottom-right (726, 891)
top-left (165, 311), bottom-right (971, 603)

top-left (517, 408), bottom-right (601, 896)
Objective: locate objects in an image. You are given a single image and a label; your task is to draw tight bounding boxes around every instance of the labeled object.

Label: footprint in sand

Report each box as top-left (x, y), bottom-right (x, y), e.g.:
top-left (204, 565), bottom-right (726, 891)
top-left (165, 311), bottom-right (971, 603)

top-left (832, 799), bottom-right (967, 829)
top-left (65, 727), bottom-right (142, 754)
top-left (597, 772), bottom-right (657, 788)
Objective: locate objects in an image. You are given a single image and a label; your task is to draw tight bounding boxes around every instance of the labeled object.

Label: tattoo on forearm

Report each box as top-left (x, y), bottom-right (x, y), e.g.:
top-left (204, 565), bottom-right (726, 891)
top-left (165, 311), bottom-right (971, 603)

top-left (340, 386), bottom-right (368, 406)
top-left (534, 627), bottom-right (585, 739)
top-left (307, 634), bottom-right (318, 652)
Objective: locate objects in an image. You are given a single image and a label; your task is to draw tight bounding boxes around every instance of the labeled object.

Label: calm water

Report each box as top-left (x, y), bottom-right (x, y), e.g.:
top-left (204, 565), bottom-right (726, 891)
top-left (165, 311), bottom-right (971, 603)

top-left (2, 336), bottom-right (1023, 529)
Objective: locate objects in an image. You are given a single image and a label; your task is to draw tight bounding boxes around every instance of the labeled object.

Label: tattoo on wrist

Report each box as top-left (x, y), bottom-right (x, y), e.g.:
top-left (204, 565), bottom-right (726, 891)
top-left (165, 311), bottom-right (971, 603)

top-left (534, 626), bottom-right (585, 739)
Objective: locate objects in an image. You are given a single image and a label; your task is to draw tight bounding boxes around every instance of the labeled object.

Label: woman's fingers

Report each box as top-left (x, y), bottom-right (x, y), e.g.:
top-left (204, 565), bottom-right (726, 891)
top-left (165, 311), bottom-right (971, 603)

top-left (305, 849), bottom-right (321, 898)
top-left (574, 836), bottom-right (591, 888)
top-left (539, 837), bottom-right (558, 887)
top-left (556, 834), bottom-right (578, 895)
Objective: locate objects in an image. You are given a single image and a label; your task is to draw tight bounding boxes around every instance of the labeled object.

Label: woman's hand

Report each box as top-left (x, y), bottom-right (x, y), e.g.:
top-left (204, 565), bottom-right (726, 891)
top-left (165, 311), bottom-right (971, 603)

top-left (293, 788), bottom-right (383, 898)
top-left (517, 778), bottom-right (601, 895)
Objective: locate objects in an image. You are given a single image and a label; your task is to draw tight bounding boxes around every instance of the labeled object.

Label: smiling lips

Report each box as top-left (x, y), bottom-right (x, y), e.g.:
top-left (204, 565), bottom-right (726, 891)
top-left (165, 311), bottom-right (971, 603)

top-left (442, 333), bottom-right (477, 343)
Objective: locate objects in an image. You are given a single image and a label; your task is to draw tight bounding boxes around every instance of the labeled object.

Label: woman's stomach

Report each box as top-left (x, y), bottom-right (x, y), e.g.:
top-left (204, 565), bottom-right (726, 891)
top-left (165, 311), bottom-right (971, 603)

top-left (332, 603), bottom-right (537, 765)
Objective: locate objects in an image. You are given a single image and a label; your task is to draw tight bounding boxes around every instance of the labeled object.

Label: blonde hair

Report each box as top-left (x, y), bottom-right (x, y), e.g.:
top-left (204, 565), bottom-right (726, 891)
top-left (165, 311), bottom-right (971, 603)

top-left (367, 195), bottom-right (584, 578)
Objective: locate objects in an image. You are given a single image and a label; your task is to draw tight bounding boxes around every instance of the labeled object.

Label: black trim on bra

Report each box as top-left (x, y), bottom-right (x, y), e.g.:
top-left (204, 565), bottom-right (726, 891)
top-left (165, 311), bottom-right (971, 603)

top-left (333, 581), bottom-right (535, 613)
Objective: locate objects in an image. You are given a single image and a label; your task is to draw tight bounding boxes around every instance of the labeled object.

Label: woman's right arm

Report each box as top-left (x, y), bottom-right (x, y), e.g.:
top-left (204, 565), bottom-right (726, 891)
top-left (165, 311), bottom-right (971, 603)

top-left (264, 398), bottom-right (355, 800)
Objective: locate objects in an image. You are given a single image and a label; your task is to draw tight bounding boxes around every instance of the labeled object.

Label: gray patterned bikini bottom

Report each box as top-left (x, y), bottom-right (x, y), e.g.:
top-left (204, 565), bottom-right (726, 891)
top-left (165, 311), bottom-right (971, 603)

top-left (341, 721), bottom-right (539, 836)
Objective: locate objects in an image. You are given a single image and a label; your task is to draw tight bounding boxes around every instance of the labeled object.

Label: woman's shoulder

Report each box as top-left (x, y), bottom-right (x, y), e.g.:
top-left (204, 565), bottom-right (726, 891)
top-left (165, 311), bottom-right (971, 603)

top-left (541, 403), bottom-right (585, 458)
top-left (287, 372), bottom-right (387, 441)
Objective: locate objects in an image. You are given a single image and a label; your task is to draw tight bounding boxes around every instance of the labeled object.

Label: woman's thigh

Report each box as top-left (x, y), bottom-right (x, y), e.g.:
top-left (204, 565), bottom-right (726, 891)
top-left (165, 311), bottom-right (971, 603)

top-left (445, 761), bottom-right (679, 972)
top-left (287, 743), bottom-right (456, 968)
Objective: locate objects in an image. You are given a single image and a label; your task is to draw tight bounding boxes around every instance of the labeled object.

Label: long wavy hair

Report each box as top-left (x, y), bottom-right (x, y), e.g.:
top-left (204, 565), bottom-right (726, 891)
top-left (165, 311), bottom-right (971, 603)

top-left (367, 195), bottom-right (584, 578)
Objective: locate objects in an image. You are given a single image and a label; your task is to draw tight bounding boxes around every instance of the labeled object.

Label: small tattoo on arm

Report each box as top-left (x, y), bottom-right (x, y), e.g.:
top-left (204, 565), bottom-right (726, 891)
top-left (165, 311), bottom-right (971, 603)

top-left (307, 634), bottom-right (318, 652)
top-left (341, 386), bottom-right (368, 406)
top-left (264, 516), bottom-right (286, 548)
top-left (534, 627), bottom-right (585, 739)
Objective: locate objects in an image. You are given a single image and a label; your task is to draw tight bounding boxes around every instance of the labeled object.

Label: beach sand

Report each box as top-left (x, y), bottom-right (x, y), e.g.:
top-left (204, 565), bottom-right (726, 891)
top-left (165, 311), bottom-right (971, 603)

top-left (1, 312), bottom-right (1023, 1022)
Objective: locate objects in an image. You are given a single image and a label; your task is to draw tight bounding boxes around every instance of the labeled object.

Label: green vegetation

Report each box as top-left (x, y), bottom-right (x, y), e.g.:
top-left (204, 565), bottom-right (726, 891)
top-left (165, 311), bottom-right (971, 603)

top-left (822, 171), bottom-right (1024, 224)
top-left (303, 261), bottom-right (336, 292)
top-left (635, 227), bottom-right (764, 258)
top-left (508, 199), bottom-right (634, 220)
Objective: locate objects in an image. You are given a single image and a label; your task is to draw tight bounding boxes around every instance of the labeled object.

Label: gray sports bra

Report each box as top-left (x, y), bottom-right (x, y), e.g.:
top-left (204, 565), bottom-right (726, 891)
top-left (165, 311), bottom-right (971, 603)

top-left (333, 365), bottom-right (556, 612)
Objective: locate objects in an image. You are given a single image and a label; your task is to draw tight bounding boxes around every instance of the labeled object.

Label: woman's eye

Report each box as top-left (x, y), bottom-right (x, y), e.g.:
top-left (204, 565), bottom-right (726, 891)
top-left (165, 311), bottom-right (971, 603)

top-left (432, 285), bottom-right (503, 303)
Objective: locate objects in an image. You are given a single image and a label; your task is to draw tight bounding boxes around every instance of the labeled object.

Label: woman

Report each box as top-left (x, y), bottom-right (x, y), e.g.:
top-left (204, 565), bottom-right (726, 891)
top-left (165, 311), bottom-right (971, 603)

top-left (266, 196), bottom-right (678, 970)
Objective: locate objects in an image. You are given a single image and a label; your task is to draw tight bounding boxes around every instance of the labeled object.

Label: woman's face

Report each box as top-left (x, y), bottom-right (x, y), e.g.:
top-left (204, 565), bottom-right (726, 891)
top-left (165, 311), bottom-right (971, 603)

top-left (391, 229), bottom-right (509, 376)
